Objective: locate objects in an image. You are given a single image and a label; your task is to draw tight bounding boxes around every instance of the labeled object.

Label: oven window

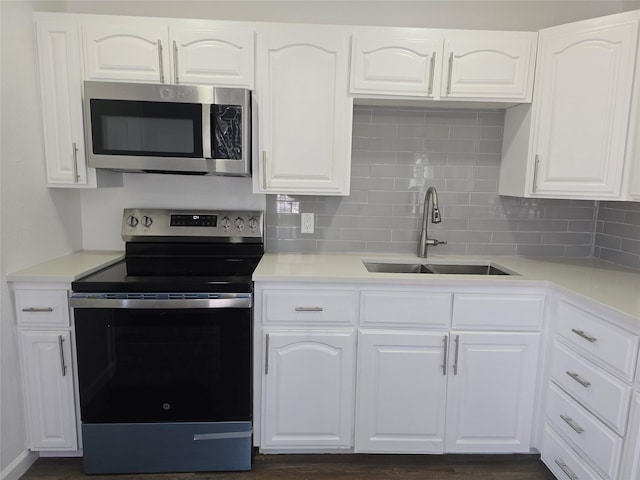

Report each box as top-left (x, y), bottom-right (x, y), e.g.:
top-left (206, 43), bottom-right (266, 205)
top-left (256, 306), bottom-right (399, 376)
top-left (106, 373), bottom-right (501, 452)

top-left (90, 100), bottom-right (203, 157)
top-left (74, 308), bottom-right (251, 423)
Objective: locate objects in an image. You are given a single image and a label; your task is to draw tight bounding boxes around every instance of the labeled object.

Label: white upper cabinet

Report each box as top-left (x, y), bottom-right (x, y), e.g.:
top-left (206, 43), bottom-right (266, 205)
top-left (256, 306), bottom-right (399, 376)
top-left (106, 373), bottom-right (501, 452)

top-left (34, 13), bottom-right (121, 188)
top-left (441, 31), bottom-right (537, 102)
top-left (500, 11), bottom-right (640, 200)
top-left (350, 30), bottom-right (443, 97)
top-left (82, 18), bottom-right (254, 87)
top-left (350, 28), bottom-right (536, 102)
top-left (532, 16), bottom-right (638, 197)
top-left (255, 28), bottom-right (353, 195)
top-left (170, 26), bottom-right (254, 87)
top-left (83, 19), bottom-right (170, 83)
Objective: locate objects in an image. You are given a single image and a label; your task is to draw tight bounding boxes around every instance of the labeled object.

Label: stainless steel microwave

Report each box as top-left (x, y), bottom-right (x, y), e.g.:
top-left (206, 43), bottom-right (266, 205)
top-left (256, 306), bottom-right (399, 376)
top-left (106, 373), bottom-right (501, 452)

top-left (83, 81), bottom-right (251, 176)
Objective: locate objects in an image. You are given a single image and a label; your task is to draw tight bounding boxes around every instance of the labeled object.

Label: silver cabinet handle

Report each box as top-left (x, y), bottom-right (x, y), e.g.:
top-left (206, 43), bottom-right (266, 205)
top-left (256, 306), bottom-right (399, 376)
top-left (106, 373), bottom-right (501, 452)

top-left (157, 40), bottom-right (165, 83)
top-left (560, 414), bottom-right (584, 434)
top-left (173, 40), bottom-right (179, 84)
top-left (264, 333), bottom-right (270, 375)
top-left (566, 371), bottom-right (591, 388)
top-left (72, 142), bottom-right (79, 183)
top-left (22, 307), bottom-right (54, 313)
top-left (446, 52), bottom-right (453, 95)
top-left (295, 307), bottom-right (323, 312)
top-left (571, 328), bottom-right (597, 343)
top-left (532, 154), bottom-right (540, 193)
top-left (554, 459), bottom-right (579, 480)
top-left (58, 335), bottom-right (67, 377)
top-left (442, 335), bottom-right (448, 375)
top-left (453, 334), bottom-right (460, 375)
top-left (262, 151), bottom-right (268, 191)
top-left (427, 52), bottom-right (436, 95)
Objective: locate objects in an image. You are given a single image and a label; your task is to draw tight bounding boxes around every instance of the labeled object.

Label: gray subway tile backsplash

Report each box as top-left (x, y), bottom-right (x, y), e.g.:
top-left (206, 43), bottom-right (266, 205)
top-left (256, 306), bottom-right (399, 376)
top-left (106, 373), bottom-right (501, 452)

top-left (265, 105), bottom-right (639, 271)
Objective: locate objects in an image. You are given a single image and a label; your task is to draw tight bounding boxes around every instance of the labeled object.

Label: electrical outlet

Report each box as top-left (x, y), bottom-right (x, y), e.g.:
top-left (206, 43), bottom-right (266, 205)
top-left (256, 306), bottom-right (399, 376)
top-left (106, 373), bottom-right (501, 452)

top-left (301, 213), bottom-right (314, 233)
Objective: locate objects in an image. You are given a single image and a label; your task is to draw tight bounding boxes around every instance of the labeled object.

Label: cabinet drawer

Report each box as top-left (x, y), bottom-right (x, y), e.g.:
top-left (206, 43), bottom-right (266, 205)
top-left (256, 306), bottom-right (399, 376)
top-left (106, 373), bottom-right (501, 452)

top-left (360, 291), bottom-right (451, 327)
top-left (550, 341), bottom-right (631, 435)
top-left (541, 424), bottom-right (604, 480)
top-left (15, 290), bottom-right (69, 327)
top-left (263, 289), bottom-right (358, 325)
top-left (452, 293), bottom-right (544, 330)
top-left (555, 300), bottom-right (639, 381)
top-left (546, 383), bottom-right (622, 479)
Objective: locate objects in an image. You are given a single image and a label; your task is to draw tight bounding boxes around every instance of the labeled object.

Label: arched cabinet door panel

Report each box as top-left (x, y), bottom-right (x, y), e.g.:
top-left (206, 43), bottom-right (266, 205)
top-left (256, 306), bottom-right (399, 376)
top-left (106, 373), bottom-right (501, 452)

top-left (261, 330), bottom-right (355, 448)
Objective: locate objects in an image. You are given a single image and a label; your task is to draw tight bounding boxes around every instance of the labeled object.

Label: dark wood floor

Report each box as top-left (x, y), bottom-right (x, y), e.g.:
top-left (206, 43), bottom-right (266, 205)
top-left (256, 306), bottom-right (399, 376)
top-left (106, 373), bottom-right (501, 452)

top-left (22, 454), bottom-right (556, 479)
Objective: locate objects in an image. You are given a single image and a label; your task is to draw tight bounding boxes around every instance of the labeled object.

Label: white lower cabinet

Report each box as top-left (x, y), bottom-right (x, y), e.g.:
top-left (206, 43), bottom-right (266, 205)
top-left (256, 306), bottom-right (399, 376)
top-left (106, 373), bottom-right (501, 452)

top-left (445, 331), bottom-right (541, 453)
top-left (258, 285), bottom-right (545, 455)
top-left (19, 330), bottom-right (77, 451)
top-left (355, 330), bottom-right (448, 453)
top-left (261, 330), bottom-right (355, 449)
top-left (13, 284), bottom-right (79, 452)
top-left (621, 392), bottom-right (640, 479)
top-left (541, 296), bottom-right (639, 480)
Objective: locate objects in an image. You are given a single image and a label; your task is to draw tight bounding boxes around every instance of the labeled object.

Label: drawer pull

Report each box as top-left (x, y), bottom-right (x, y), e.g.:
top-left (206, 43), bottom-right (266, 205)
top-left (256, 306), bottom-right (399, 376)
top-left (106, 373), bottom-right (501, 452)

top-left (566, 370), bottom-right (591, 388)
top-left (22, 307), bottom-right (54, 313)
top-left (554, 459), bottom-right (579, 480)
top-left (560, 414), bottom-right (584, 434)
top-left (571, 328), bottom-right (597, 343)
top-left (295, 307), bottom-right (323, 312)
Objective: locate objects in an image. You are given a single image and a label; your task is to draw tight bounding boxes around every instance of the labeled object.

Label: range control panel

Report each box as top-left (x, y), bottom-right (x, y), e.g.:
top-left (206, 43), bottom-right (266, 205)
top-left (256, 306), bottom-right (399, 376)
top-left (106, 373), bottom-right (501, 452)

top-left (122, 208), bottom-right (264, 240)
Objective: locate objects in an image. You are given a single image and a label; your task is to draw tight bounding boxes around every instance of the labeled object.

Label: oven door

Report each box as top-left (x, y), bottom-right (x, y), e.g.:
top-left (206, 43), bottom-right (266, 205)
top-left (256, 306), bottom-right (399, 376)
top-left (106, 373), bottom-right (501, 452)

top-left (73, 305), bottom-right (251, 424)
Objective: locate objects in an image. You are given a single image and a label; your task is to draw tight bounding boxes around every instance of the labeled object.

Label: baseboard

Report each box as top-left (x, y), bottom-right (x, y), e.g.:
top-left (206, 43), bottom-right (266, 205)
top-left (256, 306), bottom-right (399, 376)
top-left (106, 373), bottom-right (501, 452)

top-left (1, 450), bottom-right (38, 480)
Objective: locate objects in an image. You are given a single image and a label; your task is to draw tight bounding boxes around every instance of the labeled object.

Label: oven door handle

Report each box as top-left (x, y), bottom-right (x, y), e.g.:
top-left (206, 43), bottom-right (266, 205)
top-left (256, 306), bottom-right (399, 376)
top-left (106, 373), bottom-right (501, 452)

top-left (70, 294), bottom-right (251, 309)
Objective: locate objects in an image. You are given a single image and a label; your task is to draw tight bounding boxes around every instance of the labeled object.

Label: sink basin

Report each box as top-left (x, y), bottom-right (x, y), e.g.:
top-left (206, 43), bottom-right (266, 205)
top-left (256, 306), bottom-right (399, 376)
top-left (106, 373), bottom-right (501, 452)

top-left (363, 262), bottom-right (511, 275)
top-left (363, 262), bottom-right (433, 274)
top-left (428, 264), bottom-right (511, 275)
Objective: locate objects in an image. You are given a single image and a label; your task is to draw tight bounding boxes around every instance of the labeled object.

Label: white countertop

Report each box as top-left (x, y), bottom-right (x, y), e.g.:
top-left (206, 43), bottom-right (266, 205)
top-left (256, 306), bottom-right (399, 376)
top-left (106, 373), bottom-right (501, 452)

top-left (6, 250), bottom-right (124, 283)
top-left (253, 253), bottom-right (640, 320)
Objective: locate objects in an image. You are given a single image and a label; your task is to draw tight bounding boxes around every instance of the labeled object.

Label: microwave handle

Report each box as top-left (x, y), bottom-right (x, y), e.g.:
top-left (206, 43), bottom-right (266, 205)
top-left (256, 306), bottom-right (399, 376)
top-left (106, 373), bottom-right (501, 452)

top-left (203, 104), bottom-right (212, 159)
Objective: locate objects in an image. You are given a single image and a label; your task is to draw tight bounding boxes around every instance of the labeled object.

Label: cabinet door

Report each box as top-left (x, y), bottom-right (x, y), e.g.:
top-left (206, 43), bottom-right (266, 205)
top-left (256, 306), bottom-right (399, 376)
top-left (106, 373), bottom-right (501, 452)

top-left (441, 31), bottom-right (537, 102)
top-left (257, 30), bottom-right (353, 195)
top-left (355, 330), bottom-right (448, 453)
top-left (350, 31), bottom-right (443, 97)
top-left (262, 330), bottom-right (355, 448)
top-left (170, 26), bottom-right (254, 87)
top-left (35, 17), bottom-right (88, 186)
top-left (621, 392), bottom-right (640, 480)
top-left (531, 19), bottom-right (638, 197)
top-left (19, 330), bottom-right (77, 450)
top-left (83, 20), bottom-right (170, 83)
top-left (445, 332), bottom-right (540, 453)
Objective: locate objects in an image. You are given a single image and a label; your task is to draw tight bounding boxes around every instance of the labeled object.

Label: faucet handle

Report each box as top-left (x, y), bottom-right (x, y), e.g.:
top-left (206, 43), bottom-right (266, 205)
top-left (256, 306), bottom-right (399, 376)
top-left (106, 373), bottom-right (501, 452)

top-left (425, 238), bottom-right (447, 247)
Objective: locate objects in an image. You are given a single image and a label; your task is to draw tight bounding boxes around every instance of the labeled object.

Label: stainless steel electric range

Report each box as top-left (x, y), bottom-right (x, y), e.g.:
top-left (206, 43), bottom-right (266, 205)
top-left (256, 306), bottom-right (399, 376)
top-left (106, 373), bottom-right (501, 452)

top-left (70, 208), bottom-right (263, 474)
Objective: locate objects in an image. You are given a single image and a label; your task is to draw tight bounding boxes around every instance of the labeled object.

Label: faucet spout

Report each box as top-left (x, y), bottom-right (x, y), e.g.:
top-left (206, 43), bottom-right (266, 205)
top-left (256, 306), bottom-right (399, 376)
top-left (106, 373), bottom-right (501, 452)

top-left (417, 186), bottom-right (446, 258)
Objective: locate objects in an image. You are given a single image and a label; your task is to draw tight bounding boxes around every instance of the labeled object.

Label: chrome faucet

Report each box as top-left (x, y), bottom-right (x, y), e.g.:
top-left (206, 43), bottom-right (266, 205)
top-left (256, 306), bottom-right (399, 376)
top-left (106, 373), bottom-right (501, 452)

top-left (417, 186), bottom-right (447, 258)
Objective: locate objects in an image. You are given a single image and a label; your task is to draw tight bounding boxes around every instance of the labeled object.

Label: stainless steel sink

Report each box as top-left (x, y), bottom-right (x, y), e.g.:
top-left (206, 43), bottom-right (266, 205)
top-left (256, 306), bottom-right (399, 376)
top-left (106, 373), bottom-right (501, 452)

top-left (363, 262), bottom-right (511, 275)
top-left (363, 262), bottom-right (434, 274)
top-left (428, 264), bottom-right (511, 275)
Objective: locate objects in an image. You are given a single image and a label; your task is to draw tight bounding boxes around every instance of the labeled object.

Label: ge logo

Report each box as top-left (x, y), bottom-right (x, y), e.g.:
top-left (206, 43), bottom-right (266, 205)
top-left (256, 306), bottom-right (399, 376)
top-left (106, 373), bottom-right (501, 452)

top-left (162, 403), bottom-right (171, 410)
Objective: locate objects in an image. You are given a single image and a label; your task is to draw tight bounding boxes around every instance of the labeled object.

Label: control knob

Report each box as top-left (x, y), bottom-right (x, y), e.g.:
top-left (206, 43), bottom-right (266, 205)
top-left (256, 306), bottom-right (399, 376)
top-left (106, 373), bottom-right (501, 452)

top-left (220, 216), bottom-right (232, 231)
top-left (126, 215), bottom-right (139, 227)
top-left (141, 216), bottom-right (153, 228)
top-left (234, 217), bottom-right (245, 231)
top-left (248, 217), bottom-right (259, 231)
